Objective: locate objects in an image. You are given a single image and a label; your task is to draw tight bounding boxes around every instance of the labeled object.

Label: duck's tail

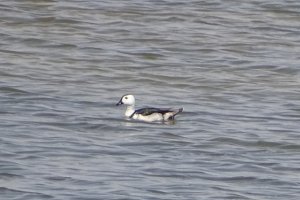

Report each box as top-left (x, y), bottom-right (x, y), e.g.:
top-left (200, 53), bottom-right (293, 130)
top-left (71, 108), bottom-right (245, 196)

top-left (164, 108), bottom-right (183, 120)
top-left (174, 108), bottom-right (183, 116)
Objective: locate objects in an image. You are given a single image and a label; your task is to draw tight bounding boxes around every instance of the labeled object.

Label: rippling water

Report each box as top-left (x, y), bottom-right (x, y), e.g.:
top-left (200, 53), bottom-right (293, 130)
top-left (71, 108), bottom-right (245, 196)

top-left (1, 0), bottom-right (300, 199)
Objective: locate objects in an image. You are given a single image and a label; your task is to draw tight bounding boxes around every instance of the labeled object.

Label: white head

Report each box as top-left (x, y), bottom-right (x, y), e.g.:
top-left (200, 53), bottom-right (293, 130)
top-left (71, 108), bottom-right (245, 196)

top-left (116, 94), bottom-right (135, 106)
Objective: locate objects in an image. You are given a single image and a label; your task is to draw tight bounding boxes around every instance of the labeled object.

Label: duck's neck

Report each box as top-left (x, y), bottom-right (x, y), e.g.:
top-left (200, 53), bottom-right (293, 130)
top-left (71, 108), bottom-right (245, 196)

top-left (125, 105), bottom-right (135, 117)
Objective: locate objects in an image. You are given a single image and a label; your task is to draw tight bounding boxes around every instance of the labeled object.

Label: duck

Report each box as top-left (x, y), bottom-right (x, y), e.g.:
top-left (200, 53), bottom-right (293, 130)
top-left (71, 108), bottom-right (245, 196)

top-left (116, 94), bottom-right (183, 122)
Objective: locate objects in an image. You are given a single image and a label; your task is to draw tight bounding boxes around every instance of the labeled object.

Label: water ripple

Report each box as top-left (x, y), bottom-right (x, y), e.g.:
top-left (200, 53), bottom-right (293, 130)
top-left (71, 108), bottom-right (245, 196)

top-left (1, 0), bottom-right (300, 199)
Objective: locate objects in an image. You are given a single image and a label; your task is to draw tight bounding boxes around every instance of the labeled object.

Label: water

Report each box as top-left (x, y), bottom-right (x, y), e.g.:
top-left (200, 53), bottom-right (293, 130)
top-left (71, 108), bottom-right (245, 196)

top-left (1, 0), bottom-right (300, 199)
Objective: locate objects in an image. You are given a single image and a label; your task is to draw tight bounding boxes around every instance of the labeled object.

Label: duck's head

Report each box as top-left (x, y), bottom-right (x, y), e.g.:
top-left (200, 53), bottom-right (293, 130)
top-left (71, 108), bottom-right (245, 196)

top-left (116, 94), bottom-right (135, 106)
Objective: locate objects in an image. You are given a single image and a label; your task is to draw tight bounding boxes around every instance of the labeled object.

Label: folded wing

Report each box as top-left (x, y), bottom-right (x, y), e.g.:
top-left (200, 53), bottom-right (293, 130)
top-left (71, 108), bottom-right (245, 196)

top-left (130, 108), bottom-right (170, 117)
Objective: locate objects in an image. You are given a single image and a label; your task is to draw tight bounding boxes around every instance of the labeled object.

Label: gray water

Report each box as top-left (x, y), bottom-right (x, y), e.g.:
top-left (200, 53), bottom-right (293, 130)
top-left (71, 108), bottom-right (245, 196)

top-left (1, 0), bottom-right (300, 199)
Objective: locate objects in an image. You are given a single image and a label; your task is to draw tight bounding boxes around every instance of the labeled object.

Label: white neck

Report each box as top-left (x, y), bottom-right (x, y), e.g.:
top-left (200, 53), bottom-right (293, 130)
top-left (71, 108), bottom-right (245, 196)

top-left (125, 105), bottom-right (135, 117)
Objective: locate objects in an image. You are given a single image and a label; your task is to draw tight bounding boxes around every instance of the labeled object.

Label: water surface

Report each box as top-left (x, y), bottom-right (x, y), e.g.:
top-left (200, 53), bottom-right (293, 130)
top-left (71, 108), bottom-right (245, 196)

top-left (1, 0), bottom-right (300, 199)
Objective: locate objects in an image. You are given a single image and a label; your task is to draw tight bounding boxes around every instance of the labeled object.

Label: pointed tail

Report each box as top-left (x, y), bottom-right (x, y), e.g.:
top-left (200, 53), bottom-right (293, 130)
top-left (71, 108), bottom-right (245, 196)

top-left (174, 108), bottom-right (183, 116)
top-left (165, 108), bottom-right (183, 120)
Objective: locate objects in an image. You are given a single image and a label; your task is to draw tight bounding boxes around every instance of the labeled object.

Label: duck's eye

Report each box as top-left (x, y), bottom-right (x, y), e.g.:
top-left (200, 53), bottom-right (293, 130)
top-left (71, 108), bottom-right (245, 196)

top-left (124, 96), bottom-right (128, 99)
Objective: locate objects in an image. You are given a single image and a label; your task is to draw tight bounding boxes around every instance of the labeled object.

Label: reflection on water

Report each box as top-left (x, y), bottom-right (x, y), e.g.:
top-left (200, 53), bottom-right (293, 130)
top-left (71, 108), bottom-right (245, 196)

top-left (1, 0), bottom-right (300, 199)
top-left (122, 119), bottom-right (177, 127)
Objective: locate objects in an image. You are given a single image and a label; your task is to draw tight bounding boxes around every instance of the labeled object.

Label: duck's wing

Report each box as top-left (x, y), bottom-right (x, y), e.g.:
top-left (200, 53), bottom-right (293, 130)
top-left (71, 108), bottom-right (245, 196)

top-left (131, 107), bottom-right (170, 117)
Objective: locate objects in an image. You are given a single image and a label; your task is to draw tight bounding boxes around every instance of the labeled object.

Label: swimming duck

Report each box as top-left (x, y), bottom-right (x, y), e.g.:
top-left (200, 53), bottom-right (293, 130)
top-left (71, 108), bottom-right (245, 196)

top-left (116, 94), bottom-right (183, 122)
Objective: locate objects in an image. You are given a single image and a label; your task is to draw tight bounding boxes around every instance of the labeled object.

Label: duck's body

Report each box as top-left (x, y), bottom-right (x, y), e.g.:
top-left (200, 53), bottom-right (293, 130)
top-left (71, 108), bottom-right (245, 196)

top-left (116, 94), bottom-right (183, 122)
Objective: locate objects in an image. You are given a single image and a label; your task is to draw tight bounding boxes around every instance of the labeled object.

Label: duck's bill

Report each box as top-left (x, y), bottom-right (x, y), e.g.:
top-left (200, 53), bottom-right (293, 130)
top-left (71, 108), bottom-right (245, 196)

top-left (116, 100), bottom-right (123, 106)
